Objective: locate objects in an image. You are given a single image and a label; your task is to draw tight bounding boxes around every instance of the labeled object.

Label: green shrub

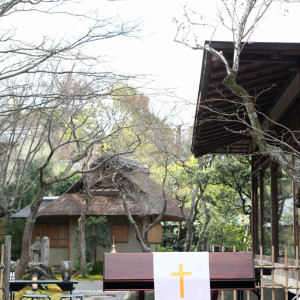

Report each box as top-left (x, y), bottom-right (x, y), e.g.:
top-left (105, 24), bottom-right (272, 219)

top-left (91, 260), bottom-right (103, 275)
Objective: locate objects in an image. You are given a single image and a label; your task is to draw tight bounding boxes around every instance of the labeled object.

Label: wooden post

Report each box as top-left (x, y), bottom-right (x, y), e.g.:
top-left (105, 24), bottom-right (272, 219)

top-left (271, 245), bottom-right (275, 300)
top-left (292, 157), bottom-right (298, 260)
top-left (233, 245), bottom-right (236, 300)
top-left (284, 246), bottom-right (288, 300)
top-left (246, 243), bottom-right (250, 300)
top-left (259, 170), bottom-right (264, 254)
top-left (296, 245), bottom-right (299, 299)
top-left (221, 246), bottom-right (225, 300)
top-left (251, 172), bottom-right (258, 254)
top-left (270, 162), bottom-right (278, 261)
top-left (221, 245), bottom-right (225, 252)
top-left (3, 235), bottom-right (11, 300)
top-left (0, 243), bottom-right (4, 299)
top-left (260, 245), bottom-right (264, 300)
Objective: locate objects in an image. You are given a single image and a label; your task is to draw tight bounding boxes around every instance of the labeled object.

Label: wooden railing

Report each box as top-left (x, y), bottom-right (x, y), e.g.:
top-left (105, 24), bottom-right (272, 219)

top-left (256, 245), bottom-right (299, 300)
top-left (208, 243), bottom-right (300, 300)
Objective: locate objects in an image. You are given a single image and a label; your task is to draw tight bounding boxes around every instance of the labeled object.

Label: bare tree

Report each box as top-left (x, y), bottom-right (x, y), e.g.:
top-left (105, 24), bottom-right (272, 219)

top-left (74, 86), bottom-right (172, 273)
top-left (14, 96), bottom-right (142, 278)
top-left (78, 171), bottom-right (92, 277)
top-left (0, 0), bottom-right (139, 217)
top-left (77, 148), bottom-right (142, 276)
top-left (0, 0), bottom-right (137, 83)
top-left (0, 73), bottom-right (134, 218)
top-left (174, 0), bottom-right (300, 197)
top-left (0, 100), bottom-right (47, 217)
top-left (165, 155), bottom-right (213, 252)
top-left (109, 155), bottom-right (168, 253)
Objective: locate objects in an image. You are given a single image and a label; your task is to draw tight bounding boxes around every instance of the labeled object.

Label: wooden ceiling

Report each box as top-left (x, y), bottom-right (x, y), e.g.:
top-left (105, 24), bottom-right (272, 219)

top-left (191, 41), bottom-right (300, 157)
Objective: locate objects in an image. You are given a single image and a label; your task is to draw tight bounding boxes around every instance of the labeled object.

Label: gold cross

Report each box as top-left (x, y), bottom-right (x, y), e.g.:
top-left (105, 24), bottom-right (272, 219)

top-left (171, 264), bottom-right (192, 298)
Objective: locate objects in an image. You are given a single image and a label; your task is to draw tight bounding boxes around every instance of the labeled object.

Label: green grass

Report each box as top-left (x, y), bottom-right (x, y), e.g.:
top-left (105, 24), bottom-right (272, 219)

top-left (56, 273), bottom-right (103, 281)
top-left (73, 274), bottom-right (103, 281)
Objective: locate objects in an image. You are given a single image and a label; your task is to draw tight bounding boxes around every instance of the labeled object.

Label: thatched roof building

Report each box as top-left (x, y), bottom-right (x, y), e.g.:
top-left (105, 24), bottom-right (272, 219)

top-left (13, 153), bottom-right (183, 266)
top-left (36, 152), bottom-right (183, 221)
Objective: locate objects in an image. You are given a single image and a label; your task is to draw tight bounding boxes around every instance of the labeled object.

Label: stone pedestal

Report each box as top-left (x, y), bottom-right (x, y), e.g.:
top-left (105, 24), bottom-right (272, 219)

top-left (41, 236), bottom-right (50, 265)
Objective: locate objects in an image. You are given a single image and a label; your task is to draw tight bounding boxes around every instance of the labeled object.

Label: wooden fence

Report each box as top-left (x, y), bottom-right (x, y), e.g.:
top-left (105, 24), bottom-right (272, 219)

top-left (209, 243), bottom-right (300, 300)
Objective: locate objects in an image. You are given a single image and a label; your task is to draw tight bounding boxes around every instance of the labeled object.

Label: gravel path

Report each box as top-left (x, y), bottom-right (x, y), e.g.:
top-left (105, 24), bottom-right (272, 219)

top-left (73, 281), bottom-right (127, 300)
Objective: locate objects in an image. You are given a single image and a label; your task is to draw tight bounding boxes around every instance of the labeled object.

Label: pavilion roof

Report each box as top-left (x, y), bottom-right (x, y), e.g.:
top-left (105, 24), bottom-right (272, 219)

top-left (192, 41), bottom-right (300, 157)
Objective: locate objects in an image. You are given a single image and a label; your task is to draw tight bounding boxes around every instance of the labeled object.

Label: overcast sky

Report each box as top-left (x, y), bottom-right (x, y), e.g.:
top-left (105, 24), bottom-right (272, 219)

top-left (5, 0), bottom-right (299, 124)
top-left (93, 0), bottom-right (300, 124)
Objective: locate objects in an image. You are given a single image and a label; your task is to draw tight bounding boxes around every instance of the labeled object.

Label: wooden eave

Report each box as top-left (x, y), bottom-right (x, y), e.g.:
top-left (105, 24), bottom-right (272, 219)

top-left (192, 41), bottom-right (300, 157)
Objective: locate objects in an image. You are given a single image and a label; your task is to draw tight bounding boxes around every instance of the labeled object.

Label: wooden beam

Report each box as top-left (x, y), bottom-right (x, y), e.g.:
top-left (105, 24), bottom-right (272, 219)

top-left (267, 72), bottom-right (300, 124)
top-left (194, 137), bottom-right (249, 154)
top-left (252, 72), bottom-right (300, 152)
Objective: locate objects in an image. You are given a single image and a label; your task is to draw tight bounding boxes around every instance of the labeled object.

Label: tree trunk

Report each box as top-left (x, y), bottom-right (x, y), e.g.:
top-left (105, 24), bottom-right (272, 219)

top-left (121, 194), bottom-right (151, 252)
top-left (176, 222), bottom-right (182, 247)
top-left (184, 222), bottom-right (194, 252)
top-left (78, 174), bottom-right (93, 277)
top-left (195, 199), bottom-right (211, 251)
top-left (223, 74), bottom-right (300, 191)
top-left (15, 184), bottom-right (46, 279)
top-left (114, 168), bottom-right (167, 253)
top-left (78, 214), bottom-right (86, 277)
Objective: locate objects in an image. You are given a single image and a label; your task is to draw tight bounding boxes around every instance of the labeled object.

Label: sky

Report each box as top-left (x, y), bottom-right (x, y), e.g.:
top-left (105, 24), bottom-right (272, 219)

top-left (5, 0), bottom-right (300, 125)
top-left (90, 0), bottom-right (299, 124)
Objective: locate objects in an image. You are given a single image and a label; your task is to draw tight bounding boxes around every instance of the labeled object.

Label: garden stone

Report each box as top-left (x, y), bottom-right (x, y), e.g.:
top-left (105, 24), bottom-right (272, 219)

top-left (25, 262), bottom-right (56, 280)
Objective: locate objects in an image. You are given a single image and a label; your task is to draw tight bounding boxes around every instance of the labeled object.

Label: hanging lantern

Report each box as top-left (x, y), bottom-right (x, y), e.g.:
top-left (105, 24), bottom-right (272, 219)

top-left (32, 274), bottom-right (38, 291)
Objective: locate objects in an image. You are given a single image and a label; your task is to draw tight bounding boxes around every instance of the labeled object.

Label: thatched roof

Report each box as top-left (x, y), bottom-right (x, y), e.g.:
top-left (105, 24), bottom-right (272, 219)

top-left (91, 151), bottom-right (150, 173)
top-left (11, 197), bottom-right (59, 218)
top-left (36, 153), bottom-right (183, 221)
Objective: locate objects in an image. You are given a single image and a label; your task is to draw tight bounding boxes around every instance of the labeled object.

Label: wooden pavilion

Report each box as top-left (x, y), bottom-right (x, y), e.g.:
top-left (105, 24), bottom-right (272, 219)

top-left (192, 41), bottom-right (300, 263)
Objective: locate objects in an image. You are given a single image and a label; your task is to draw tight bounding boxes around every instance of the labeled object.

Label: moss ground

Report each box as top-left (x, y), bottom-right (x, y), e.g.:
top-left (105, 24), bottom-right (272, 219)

top-left (14, 275), bottom-right (103, 300)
